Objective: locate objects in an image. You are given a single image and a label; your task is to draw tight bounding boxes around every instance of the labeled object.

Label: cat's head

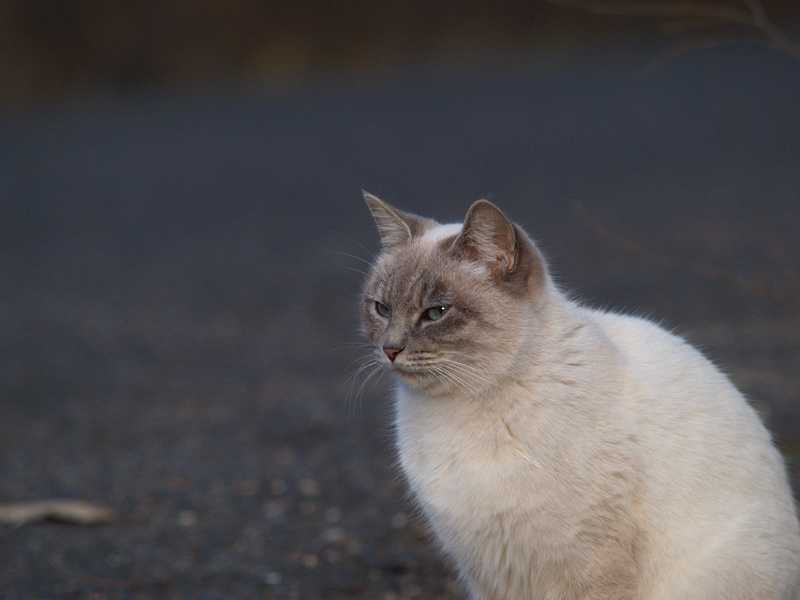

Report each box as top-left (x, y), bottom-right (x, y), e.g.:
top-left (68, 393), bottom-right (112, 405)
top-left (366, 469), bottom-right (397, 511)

top-left (361, 193), bottom-right (553, 396)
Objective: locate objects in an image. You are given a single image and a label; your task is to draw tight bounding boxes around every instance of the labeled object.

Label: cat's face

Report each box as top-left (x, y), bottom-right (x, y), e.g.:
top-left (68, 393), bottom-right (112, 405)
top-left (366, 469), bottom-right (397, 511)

top-left (361, 194), bottom-right (549, 396)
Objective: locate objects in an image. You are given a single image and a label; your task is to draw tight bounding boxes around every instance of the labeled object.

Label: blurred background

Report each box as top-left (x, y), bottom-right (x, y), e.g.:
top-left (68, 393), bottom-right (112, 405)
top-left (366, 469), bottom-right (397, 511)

top-left (2, 0), bottom-right (799, 102)
top-left (1, 1), bottom-right (800, 599)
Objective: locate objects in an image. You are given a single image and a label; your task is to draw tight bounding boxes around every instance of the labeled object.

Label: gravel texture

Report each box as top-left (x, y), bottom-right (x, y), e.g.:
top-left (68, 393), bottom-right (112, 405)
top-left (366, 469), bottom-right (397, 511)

top-left (2, 46), bottom-right (799, 599)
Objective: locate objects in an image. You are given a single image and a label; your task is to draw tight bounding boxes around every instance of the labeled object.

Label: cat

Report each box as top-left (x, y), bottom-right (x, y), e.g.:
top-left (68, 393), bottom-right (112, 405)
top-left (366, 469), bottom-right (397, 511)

top-left (360, 192), bottom-right (800, 600)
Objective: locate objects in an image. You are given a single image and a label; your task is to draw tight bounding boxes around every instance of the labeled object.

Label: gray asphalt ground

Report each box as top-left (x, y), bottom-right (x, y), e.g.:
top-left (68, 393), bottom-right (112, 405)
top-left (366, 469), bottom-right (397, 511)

top-left (1, 45), bottom-right (800, 599)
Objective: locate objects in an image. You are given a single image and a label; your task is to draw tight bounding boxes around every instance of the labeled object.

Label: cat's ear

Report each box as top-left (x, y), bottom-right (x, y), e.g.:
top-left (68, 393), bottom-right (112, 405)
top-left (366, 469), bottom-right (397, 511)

top-left (364, 192), bottom-right (424, 250)
top-left (453, 200), bottom-right (519, 278)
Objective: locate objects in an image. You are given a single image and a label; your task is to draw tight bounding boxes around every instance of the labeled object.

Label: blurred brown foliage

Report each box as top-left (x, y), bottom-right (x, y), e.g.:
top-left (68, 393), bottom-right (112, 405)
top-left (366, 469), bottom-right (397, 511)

top-left (0, 0), bottom-right (797, 102)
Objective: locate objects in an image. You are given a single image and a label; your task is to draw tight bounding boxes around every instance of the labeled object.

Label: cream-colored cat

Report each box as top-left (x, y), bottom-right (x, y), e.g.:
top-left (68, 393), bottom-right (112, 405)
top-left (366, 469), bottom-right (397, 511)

top-left (360, 193), bottom-right (800, 600)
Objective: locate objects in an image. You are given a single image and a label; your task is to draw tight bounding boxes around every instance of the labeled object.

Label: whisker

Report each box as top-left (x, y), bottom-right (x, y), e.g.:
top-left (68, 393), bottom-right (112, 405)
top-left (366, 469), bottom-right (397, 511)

top-left (444, 349), bottom-right (502, 368)
top-left (449, 370), bottom-right (479, 396)
top-left (337, 341), bottom-right (390, 420)
top-left (325, 342), bottom-right (372, 355)
top-left (440, 354), bottom-right (495, 381)
top-left (353, 365), bottom-right (385, 419)
top-left (326, 248), bottom-right (375, 267)
top-left (445, 360), bottom-right (496, 388)
top-left (337, 263), bottom-right (369, 277)
top-left (362, 364), bottom-right (386, 392)
top-left (341, 354), bottom-right (374, 375)
top-left (341, 357), bottom-right (376, 396)
top-left (433, 365), bottom-right (474, 396)
top-left (336, 234), bottom-right (378, 261)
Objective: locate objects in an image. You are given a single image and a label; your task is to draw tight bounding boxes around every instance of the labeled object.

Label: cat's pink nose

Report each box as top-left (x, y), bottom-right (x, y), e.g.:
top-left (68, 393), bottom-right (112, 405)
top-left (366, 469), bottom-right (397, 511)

top-left (383, 347), bottom-right (403, 361)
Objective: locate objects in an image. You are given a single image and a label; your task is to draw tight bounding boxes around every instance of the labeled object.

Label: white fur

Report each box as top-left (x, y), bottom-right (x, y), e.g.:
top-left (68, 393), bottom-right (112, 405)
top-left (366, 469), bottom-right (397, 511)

top-left (393, 293), bottom-right (800, 600)
top-left (420, 222), bottom-right (463, 246)
top-left (363, 196), bottom-right (800, 599)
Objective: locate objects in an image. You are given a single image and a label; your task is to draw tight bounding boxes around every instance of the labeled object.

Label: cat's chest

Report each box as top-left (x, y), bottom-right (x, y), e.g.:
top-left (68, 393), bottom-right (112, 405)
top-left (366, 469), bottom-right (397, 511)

top-left (394, 388), bottom-right (554, 518)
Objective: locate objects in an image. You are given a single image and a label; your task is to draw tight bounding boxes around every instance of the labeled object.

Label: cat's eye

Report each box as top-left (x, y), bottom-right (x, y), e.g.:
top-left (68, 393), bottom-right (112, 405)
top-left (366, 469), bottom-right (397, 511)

top-left (375, 301), bottom-right (391, 318)
top-left (425, 306), bottom-right (449, 321)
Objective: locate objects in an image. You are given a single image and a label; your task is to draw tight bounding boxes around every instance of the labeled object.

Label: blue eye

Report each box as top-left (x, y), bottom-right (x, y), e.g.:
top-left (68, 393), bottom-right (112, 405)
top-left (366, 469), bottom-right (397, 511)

top-left (425, 306), bottom-right (449, 321)
top-left (375, 301), bottom-right (391, 317)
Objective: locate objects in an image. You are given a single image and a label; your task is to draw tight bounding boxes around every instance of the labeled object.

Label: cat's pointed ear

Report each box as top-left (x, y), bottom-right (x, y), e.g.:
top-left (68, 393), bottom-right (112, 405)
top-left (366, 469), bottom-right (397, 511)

top-left (453, 200), bottom-right (519, 278)
top-left (364, 192), bottom-right (422, 250)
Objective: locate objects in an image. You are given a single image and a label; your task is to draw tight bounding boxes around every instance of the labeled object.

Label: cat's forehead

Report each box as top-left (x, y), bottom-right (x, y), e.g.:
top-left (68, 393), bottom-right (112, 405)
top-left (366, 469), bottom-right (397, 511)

top-left (419, 222), bottom-right (462, 248)
top-left (367, 222), bottom-right (491, 303)
top-left (375, 222), bottom-right (462, 277)
top-left (369, 259), bottom-right (454, 308)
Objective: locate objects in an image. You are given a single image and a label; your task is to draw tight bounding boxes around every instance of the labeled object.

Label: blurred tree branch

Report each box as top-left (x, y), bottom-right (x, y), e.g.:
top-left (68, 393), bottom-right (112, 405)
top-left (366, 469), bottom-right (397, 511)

top-left (544, 0), bottom-right (800, 69)
top-left (572, 204), bottom-right (800, 313)
top-left (548, 1), bottom-right (800, 315)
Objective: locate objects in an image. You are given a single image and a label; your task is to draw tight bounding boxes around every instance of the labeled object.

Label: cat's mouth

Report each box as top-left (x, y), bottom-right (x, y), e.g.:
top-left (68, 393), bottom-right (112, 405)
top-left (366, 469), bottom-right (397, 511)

top-left (380, 358), bottom-right (434, 383)
top-left (374, 348), bottom-right (449, 389)
top-left (386, 362), bottom-right (428, 378)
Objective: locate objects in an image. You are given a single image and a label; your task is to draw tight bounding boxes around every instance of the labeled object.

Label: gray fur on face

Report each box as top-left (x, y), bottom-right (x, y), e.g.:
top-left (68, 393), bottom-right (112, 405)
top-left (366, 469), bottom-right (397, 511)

top-left (361, 193), bottom-right (551, 396)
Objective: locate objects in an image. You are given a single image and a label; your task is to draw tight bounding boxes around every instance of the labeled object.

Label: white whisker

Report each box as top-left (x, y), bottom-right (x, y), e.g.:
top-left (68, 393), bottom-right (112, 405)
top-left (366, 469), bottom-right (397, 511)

top-left (326, 342), bottom-right (372, 355)
top-left (445, 360), bottom-right (496, 388)
top-left (433, 364), bottom-right (475, 396)
top-left (337, 340), bottom-right (391, 420)
top-left (326, 248), bottom-right (375, 267)
top-left (336, 233), bottom-right (379, 260)
top-left (348, 365), bottom-right (377, 419)
top-left (337, 263), bottom-right (369, 277)
top-left (341, 357), bottom-right (376, 396)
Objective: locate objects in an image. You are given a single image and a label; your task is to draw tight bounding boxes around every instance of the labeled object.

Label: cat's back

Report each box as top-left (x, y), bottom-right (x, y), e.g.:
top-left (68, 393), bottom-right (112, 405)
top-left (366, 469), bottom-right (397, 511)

top-left (588, 308), bottom-right (800, 599)
top-left (589, 308), bottom-right (770, 441)
top-left (588, 308), bottom-right (790, 499)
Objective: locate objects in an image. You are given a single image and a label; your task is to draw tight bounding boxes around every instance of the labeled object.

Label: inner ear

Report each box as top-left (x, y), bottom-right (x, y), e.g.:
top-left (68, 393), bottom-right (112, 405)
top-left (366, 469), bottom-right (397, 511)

top-left (364, 192), bottom-right (435, 251)
top-left (453, 200), bottom-right (518, 276)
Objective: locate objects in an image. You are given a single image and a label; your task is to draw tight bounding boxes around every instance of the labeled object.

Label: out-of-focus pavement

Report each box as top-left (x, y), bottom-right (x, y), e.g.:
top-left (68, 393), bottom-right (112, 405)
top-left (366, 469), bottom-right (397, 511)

top-left (1, 46), bottom-right (799, 599)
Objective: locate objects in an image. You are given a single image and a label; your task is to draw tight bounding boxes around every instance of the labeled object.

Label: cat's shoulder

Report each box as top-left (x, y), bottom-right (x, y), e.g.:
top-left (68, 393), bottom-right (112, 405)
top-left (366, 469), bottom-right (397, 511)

top-left (583, 307), bottom-right (691, 355)
top-left (578, 306), bottom-right (725, 386)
